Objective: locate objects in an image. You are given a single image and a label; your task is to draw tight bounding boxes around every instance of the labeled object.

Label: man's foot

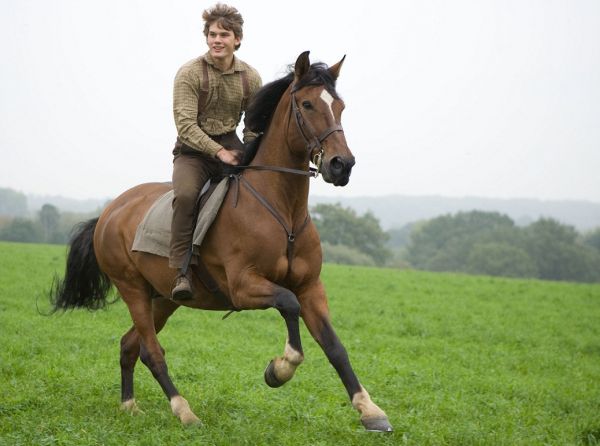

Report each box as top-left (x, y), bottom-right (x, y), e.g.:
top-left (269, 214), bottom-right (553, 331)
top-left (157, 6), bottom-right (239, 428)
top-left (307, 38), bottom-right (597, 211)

top-left (172, 274), bottom-right (193, 301)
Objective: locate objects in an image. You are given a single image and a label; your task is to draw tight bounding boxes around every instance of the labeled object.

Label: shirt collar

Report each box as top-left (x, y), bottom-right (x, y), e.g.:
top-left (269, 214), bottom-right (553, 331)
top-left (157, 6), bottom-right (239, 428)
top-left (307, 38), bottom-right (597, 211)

top-left (204, 52), bottom-right (245, 74)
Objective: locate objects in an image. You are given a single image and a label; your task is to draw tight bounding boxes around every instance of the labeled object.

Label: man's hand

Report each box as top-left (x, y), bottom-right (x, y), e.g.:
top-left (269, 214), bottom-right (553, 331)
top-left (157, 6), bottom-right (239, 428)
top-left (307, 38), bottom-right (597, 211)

top-left (216, 148), bottom-right (243, 165)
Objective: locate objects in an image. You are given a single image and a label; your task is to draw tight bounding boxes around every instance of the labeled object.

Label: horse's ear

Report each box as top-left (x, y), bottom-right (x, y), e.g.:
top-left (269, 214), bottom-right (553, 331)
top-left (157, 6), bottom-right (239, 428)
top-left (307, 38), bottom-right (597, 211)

top-left (294, 51), bottom-right (311, 81)
top-left (328, 55), bottom-right (346, 80)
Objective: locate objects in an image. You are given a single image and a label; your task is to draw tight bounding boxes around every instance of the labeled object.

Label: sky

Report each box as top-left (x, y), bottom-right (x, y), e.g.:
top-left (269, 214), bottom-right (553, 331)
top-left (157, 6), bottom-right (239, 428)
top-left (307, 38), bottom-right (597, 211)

top-left (1, 0), bottom-right (599, 202)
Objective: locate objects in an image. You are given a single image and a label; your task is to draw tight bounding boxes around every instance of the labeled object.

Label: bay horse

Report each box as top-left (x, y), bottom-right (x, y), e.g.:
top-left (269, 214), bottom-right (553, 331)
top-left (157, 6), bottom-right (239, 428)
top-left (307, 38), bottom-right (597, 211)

top-left (50, 51), bottom-right (392, 432)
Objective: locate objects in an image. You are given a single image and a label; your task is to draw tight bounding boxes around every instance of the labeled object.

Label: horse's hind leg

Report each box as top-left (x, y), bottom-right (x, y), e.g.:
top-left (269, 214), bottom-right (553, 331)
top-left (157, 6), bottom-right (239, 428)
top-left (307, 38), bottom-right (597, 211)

top-left (120, 297), bottom-right (179, 414)
top-left (115, 278), bottom-right (200, 425)
top-left (300, 282), bottom-right (393, 432)
top-left (120, 326), bottom-right (141, 413)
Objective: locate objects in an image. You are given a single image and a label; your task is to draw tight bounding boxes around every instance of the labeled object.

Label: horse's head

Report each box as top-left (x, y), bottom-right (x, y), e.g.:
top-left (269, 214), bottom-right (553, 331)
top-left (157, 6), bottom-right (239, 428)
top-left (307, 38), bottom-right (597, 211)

top-left (291, 51), bottom-right (355, 186)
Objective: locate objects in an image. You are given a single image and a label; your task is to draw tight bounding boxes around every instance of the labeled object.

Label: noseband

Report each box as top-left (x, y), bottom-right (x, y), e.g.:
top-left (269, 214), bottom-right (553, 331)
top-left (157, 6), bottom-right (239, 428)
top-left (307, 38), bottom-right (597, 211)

top-left (290, 88), bottom-right (344, 175)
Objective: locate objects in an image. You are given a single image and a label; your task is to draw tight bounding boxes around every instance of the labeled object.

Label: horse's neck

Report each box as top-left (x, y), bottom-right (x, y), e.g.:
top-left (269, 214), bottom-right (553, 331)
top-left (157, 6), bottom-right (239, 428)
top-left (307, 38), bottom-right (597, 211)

top-left (249, 98), bottom-right (310, 219)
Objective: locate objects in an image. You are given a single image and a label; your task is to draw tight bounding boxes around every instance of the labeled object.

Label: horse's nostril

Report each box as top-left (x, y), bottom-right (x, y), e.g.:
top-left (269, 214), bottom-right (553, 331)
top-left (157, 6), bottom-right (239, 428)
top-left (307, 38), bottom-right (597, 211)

top-left (331, 157), bottom-right (345, 173)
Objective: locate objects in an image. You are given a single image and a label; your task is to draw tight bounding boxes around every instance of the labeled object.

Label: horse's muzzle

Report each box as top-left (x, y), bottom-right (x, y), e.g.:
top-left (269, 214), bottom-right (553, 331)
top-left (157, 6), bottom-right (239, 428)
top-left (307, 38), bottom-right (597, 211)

top-left (325, 155), bottom-right (355, 186)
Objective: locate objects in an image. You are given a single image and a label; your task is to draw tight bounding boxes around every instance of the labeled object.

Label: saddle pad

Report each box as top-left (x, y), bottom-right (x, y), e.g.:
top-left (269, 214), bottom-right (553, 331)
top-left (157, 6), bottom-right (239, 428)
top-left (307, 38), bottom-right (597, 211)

top-left (131, 177), bottom-right (229, 258)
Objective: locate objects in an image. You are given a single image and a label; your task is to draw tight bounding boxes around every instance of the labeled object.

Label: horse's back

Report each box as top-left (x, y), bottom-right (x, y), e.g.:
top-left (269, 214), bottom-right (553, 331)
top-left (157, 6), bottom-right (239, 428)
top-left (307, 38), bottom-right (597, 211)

top-left (95, 182), bottom-right (172, 267)
top-left (108, 182), bottom-right (172, 209)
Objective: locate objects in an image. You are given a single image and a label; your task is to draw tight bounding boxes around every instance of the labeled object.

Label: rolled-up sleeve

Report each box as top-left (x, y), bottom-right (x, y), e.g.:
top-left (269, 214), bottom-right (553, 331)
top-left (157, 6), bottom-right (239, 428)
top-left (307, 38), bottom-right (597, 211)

top-left (242, 68), bottom-right (263, 144)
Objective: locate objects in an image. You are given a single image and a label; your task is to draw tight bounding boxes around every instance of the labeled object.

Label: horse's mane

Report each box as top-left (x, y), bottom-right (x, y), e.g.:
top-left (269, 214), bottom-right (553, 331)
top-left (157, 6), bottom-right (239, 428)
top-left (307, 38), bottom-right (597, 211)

top-left (241, 62), bottom-right (338, 165)
top-left (244, 71), bottom-right (294, 134)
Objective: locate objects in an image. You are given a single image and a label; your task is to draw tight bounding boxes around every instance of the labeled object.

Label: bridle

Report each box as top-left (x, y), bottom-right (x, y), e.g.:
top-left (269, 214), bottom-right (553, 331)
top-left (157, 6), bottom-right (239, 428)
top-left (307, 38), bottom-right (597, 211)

top-left (289, 85), bottom-right (344, 176)
top-left (232, 83), bottom-right (345, 178)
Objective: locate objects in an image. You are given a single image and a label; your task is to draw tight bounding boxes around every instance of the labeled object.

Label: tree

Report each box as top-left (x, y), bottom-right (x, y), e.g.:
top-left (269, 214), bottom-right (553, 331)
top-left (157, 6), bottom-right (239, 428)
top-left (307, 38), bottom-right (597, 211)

top-left (582, 228), bottom-right (600, 253)
top-left (311, 203), bottom-right (391, 266)
top-left (0, 188), bottom-right (28, 217)
top-left (320, 242), bottom-right (376, 266)
top-left (522, 218), bottom-right (580, 281)
top-left (0, 218), bottom-right (43, 242)
top-left (509, 218), bottom-right (600, 282)
top-left (387, 224), bottom-right (414, 250)
top-left (466, 243), bottom-right (537, 278)
top-left (406, 211), bottom-right (518, 272)
top-left (39, 204), bottom-right (61, 243)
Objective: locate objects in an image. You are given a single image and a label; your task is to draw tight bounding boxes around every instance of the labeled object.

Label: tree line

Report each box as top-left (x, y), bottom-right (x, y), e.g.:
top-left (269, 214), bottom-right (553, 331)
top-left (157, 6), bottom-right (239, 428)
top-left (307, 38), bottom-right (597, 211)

top-left (313, 204), bottom-right (600, 283)
top-left (2, 199), bottom-right (599, 283)
top-left (401, 211), bottom-right (600, 283)
top-left (0, 204), bottom-right (100, 244)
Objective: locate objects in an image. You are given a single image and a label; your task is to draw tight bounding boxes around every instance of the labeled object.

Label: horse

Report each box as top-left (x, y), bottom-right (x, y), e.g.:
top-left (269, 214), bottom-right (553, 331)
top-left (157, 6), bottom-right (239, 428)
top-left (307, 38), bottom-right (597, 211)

top-left (50, 51), bottom-right (392, 432)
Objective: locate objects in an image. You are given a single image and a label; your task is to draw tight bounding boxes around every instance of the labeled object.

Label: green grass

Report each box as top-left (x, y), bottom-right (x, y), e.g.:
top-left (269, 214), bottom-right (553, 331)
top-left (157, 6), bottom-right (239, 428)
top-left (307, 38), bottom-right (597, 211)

top-left (1, 240), bottom-right (600, 445)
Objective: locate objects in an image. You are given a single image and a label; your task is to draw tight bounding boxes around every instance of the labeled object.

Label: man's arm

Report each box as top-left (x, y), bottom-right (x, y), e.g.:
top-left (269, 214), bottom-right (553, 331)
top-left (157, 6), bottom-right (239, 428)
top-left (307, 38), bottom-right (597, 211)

top-left (242, 68), bottom-right (263, 144)
top-left (173, 64), bottom-right (223, 157)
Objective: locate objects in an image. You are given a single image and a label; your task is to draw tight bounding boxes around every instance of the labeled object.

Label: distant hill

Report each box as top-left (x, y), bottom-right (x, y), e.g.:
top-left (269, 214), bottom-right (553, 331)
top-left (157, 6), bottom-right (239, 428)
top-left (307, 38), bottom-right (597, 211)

top-left (26, 194), bottom-right (110, 214)
top-left (1, 187), bottom-right (111, 217)
top-left (309, 195), bottom-right (600, 231)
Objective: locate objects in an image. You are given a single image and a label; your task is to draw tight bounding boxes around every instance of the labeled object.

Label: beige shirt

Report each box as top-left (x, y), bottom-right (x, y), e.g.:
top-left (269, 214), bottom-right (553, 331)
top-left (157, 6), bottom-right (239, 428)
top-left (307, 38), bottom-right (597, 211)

top-left (173, 52), bottom-right (262, 156)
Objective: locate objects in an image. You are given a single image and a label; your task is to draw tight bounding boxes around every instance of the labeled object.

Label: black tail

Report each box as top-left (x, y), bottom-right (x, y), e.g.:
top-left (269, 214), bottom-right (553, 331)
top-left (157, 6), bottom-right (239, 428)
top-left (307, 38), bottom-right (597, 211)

top-left (49, 218), bottom-right (113, 312)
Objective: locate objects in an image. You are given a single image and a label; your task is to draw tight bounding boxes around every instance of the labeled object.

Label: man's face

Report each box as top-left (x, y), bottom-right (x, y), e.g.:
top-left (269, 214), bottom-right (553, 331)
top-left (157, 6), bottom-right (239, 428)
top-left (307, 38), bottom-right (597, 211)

top-left (206, 22), bottom-right (240, 63)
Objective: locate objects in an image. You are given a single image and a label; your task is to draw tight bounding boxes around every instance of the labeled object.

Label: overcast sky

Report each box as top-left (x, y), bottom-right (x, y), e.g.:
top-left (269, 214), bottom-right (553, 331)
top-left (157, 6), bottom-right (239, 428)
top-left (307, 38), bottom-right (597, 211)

top-left (1, 0), bottom-right (599, 202)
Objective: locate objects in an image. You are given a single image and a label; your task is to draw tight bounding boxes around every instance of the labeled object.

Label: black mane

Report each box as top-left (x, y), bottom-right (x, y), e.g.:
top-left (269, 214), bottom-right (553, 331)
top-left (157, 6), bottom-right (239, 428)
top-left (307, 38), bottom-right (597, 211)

top-left (244, 72), bottom-right (294, 134)
top-left (245, 62), bottom-right (338, 134)
top-left (242, 62), bottom-right (338, 164)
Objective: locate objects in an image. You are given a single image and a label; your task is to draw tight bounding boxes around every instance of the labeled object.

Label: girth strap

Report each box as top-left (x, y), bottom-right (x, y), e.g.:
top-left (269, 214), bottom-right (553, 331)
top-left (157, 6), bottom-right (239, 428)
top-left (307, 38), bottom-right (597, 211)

top-left (195, 259), bottom-right (233, 307)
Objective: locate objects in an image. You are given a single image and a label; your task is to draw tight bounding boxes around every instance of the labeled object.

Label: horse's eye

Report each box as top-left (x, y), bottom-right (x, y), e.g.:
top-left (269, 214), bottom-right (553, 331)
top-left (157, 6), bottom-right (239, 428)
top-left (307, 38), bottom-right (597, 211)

top-left (302, 101), bottom-right (313, 110)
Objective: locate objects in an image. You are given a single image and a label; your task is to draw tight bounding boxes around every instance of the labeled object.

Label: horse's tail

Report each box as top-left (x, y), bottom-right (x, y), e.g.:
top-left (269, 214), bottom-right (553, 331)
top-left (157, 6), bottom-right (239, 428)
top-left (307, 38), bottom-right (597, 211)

top-left (49, 217), bottom-right (113, 312)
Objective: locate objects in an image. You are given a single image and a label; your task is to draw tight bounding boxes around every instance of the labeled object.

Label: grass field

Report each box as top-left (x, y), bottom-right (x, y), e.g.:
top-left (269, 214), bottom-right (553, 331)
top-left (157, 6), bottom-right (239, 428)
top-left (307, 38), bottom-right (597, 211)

top-left (1, 240), bottom-right (600, 445)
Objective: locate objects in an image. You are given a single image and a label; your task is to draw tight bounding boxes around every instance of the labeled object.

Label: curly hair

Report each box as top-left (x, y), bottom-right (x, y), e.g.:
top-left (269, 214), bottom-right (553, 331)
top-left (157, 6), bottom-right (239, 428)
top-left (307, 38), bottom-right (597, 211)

top-left (202, 3), bottom-right (244, 50)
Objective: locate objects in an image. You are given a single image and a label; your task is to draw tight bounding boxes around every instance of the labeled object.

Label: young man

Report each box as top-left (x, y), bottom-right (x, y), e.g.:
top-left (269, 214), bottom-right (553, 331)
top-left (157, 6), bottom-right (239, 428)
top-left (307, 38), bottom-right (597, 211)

top-left (170, 4), bottom-right (262, 300)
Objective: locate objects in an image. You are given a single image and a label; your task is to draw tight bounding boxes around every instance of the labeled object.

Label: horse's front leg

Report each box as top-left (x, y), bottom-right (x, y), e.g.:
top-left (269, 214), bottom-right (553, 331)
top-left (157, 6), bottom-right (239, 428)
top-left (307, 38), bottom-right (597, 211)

top-left (231, 276), bottom-right (304, 387)
top-left (300, 282), bottom-right (393, 432)
top-left (264, 284), bottom-right (306, 387)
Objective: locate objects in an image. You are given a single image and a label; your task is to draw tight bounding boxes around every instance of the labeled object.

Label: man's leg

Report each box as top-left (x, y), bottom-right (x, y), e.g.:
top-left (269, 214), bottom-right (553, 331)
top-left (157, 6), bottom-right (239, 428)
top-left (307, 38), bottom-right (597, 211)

top-left (170, 152), bottom-right (216, 300)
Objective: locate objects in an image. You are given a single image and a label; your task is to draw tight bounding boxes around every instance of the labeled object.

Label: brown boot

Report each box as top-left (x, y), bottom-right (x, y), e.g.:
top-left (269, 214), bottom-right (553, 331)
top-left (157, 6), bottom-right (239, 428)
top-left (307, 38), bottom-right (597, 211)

top-left (172, 274), bottom-right (193, 301)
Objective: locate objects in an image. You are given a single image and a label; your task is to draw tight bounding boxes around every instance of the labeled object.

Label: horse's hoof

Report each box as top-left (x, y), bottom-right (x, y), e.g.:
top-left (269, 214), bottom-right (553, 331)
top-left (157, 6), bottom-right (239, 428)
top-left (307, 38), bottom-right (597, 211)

top-left (170, 395), bottom-right (201, 426)
top-left (120, 399), bottom-right (144, 415)
top-left (361, 416), bottom-right (393, 432)
top-left (264, 359), bottom-right (284, 388)
top-left (181, 413), bottom-right (203, 427)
